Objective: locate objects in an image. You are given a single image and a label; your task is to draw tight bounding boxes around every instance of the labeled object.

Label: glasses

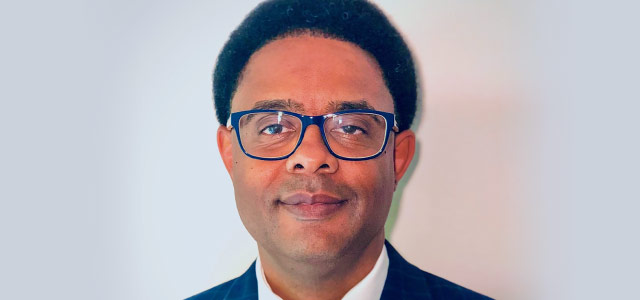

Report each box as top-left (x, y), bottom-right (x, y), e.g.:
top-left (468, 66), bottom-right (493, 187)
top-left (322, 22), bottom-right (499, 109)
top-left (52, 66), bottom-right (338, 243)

top-left (227, 109), bottom-right (399, 161)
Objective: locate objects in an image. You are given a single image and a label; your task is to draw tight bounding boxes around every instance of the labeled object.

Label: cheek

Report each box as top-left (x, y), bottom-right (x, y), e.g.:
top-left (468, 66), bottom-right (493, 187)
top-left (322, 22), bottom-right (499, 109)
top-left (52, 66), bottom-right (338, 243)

top-left (231, 142), bottom-right (280, 191)
top-left (344, 154), bottom-right (395, 212)
top-left (231, 146), bottom-right (284, 232)
top-left (232, 161), bottom-right (281, 205)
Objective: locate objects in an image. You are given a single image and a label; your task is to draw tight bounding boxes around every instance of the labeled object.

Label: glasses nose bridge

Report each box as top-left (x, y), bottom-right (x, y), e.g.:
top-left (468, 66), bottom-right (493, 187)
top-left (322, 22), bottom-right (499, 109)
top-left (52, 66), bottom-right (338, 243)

top-left (301, 115), bottom-right (326, 126)
top-left (296, 115), bottom-right (326, 144)
top-left (299, 115), bottom-right (328, 137)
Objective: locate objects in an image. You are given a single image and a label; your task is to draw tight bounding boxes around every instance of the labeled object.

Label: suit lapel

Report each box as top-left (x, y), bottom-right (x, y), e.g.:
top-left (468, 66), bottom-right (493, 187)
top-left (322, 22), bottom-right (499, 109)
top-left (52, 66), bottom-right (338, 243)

top-left (223, 261), bottom-right (259, 300)
top-left (380, 240), bottom-right (432, 300)
top-left (224, 242), bottom-right (430, 300)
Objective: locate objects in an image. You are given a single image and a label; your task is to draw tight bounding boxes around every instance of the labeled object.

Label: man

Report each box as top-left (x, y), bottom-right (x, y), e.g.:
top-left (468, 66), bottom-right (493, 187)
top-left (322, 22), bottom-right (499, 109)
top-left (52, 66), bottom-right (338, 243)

top-left (190, 0), bottom-right (491, 299)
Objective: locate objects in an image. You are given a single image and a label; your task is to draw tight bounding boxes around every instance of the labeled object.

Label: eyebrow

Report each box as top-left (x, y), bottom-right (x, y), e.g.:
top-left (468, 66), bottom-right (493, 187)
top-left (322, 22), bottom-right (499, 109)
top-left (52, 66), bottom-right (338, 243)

top-left (326, 100), bottom-right (375, 112)
top-left (329, 100), bottom-right (386, 126)
top-left (251, 99), bottom-right (305, 111)
top-left (250, 99), bottom-right (377, 114)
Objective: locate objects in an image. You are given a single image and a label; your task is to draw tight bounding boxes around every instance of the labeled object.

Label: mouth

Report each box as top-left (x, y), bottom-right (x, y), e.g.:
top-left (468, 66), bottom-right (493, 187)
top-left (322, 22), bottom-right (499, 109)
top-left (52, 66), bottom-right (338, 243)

top-left (278, 193), bottom-right (348, 221)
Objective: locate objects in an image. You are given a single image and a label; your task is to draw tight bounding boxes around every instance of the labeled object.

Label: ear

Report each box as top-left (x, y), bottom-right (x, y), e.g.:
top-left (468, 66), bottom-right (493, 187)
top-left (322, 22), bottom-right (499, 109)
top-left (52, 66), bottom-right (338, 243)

top-left (217, 125), bottom-right (234, 179)
top-left (393, 129), bottom-right (416, 187)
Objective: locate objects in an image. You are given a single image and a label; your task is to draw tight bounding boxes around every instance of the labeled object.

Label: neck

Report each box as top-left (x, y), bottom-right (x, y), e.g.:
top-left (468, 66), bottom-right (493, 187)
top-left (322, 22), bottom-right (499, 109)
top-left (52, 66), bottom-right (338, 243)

top-left (258, 233), bottom-right (385, 300)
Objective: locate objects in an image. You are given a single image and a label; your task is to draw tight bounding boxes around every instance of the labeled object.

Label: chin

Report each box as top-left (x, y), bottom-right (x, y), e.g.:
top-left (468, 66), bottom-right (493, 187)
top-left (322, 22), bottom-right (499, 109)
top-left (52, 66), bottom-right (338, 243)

top-left (280, 231), bottom-right (353, 262)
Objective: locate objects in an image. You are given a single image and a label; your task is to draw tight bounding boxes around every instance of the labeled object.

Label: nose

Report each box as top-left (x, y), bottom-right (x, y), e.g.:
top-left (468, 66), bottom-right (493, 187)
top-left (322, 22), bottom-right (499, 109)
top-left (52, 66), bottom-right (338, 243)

top-left (285, 125), bottom-right (338, 174)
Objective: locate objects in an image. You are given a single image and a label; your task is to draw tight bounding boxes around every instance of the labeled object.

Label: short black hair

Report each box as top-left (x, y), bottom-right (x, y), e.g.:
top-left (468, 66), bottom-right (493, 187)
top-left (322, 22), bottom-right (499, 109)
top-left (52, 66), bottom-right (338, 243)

top-left (213, 0), bottom-right (417, 131)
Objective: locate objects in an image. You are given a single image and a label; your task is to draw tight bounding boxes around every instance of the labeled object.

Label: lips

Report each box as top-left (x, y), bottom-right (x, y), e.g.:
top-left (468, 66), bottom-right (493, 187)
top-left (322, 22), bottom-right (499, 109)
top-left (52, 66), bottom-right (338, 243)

top-left (279, 193), bottom-right (347, 220)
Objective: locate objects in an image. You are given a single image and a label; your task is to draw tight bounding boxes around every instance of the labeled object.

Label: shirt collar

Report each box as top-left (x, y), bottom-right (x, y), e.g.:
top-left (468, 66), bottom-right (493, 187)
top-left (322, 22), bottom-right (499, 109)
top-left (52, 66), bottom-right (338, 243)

top-left (255, 244), bottom-right (389, 300)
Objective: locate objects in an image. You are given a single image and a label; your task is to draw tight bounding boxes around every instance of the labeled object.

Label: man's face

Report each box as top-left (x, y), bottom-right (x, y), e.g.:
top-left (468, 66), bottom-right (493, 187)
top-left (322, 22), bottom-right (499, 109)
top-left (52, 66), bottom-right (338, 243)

top-left (218, 35), bottom-right (413, 262)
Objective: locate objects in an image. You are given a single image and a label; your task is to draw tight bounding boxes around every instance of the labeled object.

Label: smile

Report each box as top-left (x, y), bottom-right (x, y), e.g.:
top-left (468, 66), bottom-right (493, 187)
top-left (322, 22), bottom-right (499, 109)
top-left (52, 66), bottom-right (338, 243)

top-left (278, 193), bottom-right (348, 220)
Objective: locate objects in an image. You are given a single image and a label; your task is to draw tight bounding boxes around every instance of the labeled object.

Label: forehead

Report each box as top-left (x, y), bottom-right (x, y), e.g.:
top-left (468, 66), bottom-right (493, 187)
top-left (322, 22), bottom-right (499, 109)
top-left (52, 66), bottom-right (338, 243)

top-left (230, 35), bottom-right (394, 114)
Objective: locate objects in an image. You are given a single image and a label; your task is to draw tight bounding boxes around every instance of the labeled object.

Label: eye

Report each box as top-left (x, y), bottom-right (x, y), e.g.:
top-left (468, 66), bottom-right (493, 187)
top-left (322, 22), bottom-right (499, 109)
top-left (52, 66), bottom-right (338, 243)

top-left (336, 125), bottom-right (367, 135)
top-left (260, 124), bottom-right (294, 135)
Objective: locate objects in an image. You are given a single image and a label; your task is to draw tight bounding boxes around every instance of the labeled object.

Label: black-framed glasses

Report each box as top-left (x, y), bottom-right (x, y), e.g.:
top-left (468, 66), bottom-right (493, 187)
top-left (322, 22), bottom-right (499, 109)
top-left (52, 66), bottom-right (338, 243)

top-left (227, 109), bottom-right (399, 161)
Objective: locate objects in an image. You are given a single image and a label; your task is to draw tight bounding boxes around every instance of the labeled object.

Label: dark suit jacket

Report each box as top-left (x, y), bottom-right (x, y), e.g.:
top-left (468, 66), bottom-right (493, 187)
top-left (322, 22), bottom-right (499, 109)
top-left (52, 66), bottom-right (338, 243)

top-left (187, 241), bottom-right (493, 300)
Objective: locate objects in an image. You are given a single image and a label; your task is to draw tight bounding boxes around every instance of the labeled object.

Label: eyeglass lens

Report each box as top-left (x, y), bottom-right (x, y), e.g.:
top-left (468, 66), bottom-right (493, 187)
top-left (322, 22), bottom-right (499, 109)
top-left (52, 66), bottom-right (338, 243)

top-left (237, 112), bottom-right (388, 159)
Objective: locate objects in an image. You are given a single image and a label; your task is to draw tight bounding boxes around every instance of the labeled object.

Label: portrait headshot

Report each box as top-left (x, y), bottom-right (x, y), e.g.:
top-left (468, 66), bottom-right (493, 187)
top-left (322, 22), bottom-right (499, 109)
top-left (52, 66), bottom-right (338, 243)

top-left (190, 0), bottom-right (489, 299)
top-left (6, 0), bottom-right (638, 299)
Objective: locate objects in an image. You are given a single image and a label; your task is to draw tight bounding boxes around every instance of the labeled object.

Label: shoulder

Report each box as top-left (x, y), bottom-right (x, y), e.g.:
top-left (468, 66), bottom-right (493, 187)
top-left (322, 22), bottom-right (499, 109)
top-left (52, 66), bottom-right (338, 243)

top-left (186, 279), bottom-right (237, 300)
top-left (186, 262), bottom-right (258, 300)
top-left (383, 241), bottom-right (493, 300)
top-left (417, 267), bottom-right (492, 300)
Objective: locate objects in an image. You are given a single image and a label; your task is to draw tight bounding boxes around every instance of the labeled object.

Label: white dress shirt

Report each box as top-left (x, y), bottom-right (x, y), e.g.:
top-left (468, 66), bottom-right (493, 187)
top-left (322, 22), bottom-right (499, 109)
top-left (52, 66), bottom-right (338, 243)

top-left (255, 244), bottom-right (389, 300)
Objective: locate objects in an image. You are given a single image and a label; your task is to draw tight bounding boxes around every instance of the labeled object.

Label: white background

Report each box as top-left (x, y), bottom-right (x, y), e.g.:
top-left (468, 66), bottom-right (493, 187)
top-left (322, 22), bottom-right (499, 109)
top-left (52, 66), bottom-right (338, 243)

top-left (1, 0), bottom-right (639, 299)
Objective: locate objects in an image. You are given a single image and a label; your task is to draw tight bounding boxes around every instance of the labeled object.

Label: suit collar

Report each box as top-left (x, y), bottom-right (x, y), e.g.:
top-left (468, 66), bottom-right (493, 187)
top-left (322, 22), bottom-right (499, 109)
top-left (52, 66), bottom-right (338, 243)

top-left (223, 261), bottom-right (258, 300)
top-left (225, 240), bottom-right (424, 300)
top-left (380, 240), bottom-right (432, 300)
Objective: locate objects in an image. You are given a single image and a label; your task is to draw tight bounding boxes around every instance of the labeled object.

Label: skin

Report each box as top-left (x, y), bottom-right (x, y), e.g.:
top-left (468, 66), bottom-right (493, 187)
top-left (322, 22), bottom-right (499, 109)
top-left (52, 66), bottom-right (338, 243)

top-left (217, 35), bottom-right (416, 300)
